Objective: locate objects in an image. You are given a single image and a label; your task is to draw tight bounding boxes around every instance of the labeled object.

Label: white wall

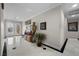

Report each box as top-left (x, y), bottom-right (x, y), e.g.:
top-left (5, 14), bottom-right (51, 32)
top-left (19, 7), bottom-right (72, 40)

top-left (66, 18), bottom-right (79, 39)
top-left (23, 6), bottom-right (66, 50)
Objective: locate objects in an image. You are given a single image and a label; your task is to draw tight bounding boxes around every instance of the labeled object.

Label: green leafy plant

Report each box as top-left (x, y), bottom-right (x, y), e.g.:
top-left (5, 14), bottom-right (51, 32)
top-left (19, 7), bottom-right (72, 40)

top-left (35, 33), bottom-right (46, 47)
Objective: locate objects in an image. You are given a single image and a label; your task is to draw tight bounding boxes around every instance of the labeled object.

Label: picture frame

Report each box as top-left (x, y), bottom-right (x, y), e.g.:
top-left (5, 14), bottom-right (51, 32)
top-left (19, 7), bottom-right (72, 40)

top-left (8, 27), bottom-right (13, 32)
top-left (40, 22), bottom-right (46, 30)
top-left (25, 20), bottom-right (31, 25)
top-left (68, 22), bottom-right (78, 31)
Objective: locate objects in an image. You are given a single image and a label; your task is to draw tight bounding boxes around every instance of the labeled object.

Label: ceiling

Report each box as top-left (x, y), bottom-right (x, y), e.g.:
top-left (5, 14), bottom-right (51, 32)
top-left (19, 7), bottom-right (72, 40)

top-left (4, 3), bottom-right (62, 21)
top-left (4, 3), bottom-right (79, 21)
top-left (63, 3), bottom-right (79, 19)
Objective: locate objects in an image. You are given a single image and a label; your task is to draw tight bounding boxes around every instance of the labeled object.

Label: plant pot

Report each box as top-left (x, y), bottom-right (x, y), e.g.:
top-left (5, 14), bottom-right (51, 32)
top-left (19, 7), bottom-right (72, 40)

top-left (37, 42), bottom-right (42, 47)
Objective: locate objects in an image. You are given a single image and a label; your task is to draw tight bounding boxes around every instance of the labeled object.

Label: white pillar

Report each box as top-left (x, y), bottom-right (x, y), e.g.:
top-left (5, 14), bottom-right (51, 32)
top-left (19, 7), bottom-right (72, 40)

top-left (0, 3), bottom-right (4, 56)
top-left (0, 3), bottom-right (1, 56)
top-left (0, 3), bottom-right (4, 55)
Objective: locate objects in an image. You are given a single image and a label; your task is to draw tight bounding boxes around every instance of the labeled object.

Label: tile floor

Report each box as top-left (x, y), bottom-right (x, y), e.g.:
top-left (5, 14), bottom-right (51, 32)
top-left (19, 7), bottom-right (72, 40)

top-left (7, 38), bottom-right (79, 56)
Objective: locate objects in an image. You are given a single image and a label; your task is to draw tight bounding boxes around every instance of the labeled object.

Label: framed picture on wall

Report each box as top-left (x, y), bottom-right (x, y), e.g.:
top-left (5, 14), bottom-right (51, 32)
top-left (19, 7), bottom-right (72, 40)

top-left (40, 22), bottom-right (46, 30)
top-left (25, 20), bottom-right (31, 25)
top-left (8, 27), bottom-right (13, 32)
top-left (68, 22), bottom-right (78, 31)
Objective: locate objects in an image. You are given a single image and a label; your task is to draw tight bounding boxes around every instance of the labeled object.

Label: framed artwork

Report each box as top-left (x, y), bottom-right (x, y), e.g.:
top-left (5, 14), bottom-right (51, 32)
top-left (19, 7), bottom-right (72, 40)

top-left (68, 22), bottom-right (78, 31)
top-left (16, 24), bottom-right (20, 34)
top-left (8, 27), bottom-right (13, 32)
top-left (40, 22), bottom-right (46, 30)
top-left (6, 22), bottom-right (15, 36)
top-left (15, 23), bottom-right (22, 35)
top-left (25, 20), bottom-right (31, 25)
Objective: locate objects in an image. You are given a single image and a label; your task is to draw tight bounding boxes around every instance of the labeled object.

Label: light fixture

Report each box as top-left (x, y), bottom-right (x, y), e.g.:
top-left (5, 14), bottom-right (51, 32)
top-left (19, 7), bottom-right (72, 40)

top-left (72, 4), bottom-right (78, 8)
top-left (71, 15), bottom-right (76, 17)
top-left (16, 17), bottom-right (19, 19)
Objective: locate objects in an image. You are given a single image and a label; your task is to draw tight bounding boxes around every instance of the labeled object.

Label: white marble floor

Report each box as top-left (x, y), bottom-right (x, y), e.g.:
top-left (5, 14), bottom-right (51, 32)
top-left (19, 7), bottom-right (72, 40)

top-left (7, 38), bottom-right (79, 56)
top-left (63, 38), bottom-right (79, 56)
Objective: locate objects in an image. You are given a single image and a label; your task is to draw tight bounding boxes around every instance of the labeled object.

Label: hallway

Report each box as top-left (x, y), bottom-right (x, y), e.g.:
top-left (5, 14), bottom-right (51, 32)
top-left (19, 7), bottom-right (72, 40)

top-left (1, 3), bottom-right (79, 56)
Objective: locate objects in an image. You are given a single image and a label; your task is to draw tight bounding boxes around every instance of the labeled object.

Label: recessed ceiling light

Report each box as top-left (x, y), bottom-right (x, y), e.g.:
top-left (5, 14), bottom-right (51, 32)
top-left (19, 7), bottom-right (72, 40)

top-left (16, 17), bottom-right (19, 19)
top-left (72, 4), bottom-right (78, 8)
top-left (71, 15), bottom-right (76, 17)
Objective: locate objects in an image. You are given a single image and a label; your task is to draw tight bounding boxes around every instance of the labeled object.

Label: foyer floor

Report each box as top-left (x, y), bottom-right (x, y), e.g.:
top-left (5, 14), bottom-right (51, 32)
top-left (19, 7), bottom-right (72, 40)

top-left (7, 38), bottom-right (79, 56)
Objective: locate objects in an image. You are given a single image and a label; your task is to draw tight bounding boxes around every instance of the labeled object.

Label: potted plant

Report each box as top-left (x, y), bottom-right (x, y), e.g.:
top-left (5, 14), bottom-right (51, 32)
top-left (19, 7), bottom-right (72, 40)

top-left (35, 33), bottom-right (46, 47)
